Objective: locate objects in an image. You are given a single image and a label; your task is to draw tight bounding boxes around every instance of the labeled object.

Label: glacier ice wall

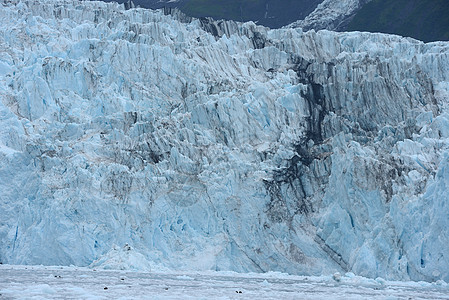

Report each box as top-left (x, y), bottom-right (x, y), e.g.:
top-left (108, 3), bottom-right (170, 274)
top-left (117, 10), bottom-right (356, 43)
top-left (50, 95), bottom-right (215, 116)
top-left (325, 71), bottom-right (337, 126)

top-left (1, 0), bottom-right (449, 281)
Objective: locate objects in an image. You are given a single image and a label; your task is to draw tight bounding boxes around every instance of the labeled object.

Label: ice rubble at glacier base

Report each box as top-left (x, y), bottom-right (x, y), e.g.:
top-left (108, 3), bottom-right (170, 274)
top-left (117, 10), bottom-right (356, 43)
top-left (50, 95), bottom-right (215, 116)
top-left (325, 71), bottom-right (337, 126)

top-left (1, 0), bottom-right (449, 283)
top-left (2, 264), bottom-right (449, 300)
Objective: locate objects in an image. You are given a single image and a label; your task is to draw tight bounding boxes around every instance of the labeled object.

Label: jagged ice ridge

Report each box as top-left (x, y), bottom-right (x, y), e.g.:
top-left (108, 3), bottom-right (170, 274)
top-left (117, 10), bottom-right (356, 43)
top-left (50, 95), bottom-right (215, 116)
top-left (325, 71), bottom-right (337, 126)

top-left (1, 0), bottom-right (449, 282)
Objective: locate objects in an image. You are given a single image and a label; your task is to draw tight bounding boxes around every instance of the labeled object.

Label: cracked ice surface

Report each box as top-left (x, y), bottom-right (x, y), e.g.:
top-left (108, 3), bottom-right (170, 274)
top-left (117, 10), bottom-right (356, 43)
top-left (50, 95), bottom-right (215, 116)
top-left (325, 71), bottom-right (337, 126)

top-left (1, 0), bottom-right (449, 282)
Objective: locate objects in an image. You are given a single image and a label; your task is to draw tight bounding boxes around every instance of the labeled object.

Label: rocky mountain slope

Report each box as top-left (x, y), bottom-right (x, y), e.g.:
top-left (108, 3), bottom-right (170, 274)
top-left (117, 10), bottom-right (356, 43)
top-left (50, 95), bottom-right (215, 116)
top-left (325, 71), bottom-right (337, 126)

top-left (1, 0), bottom-right (449, 282)
top-left (286, 0), bottom-right (371, 31)
top-left (112, 0), bottom-right (449, 43)
top-left (180, 0), bottom-right (323, 29)
top-left (346, 0), bottom-right (449, 42)
top-left (102, 0), bottom-right (324, 28)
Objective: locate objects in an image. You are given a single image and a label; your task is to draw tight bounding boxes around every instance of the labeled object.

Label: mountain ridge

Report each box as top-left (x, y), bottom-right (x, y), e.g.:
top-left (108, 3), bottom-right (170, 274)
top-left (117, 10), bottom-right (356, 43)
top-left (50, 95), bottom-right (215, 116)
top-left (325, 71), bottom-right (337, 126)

top-left (102, 0), bottom-right (324, 28)
top-left (109, 0), bottom-right (449, 42)
top-left (345, 0), bottom-right (449, 43)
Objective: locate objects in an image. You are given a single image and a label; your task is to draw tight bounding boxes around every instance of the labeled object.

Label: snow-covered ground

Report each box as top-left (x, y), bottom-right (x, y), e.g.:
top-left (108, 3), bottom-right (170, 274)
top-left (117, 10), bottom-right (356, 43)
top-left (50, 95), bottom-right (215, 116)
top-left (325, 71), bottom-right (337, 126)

top-left (1, 265), bottom-right (448, 300)
top-left (287, 0), bottom-right (368, 31)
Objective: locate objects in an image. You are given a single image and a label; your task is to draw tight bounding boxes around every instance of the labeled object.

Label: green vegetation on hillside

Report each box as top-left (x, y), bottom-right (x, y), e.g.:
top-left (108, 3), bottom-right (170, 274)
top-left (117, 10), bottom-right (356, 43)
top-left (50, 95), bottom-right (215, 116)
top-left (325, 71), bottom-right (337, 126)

top-left (346, 0), bottom-right (449, 42)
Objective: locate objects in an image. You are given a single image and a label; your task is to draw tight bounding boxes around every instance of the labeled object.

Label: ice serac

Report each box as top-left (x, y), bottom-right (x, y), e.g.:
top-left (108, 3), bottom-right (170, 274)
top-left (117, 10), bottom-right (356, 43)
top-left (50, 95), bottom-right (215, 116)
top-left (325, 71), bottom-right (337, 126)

top-left (1, 0), bottom-right (449, 282)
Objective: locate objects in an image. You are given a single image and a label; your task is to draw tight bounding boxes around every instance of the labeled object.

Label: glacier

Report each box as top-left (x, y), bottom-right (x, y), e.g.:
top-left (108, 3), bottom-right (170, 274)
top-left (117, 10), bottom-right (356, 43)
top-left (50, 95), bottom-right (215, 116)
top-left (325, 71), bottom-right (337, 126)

top-left (1, 0), bottom-right (449, 282)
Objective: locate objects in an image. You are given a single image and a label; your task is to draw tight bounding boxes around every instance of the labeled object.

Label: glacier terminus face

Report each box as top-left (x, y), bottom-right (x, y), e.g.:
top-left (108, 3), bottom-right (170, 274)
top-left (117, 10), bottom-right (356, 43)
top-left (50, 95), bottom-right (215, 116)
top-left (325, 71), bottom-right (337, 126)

top-left (1, 0), bottom-right (449, 282)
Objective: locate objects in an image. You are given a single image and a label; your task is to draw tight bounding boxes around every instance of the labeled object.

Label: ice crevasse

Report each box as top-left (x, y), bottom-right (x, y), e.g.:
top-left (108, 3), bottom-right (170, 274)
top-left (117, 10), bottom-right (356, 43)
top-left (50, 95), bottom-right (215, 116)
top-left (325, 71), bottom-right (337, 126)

top-left (1, 0), bottom-right (449, 282)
